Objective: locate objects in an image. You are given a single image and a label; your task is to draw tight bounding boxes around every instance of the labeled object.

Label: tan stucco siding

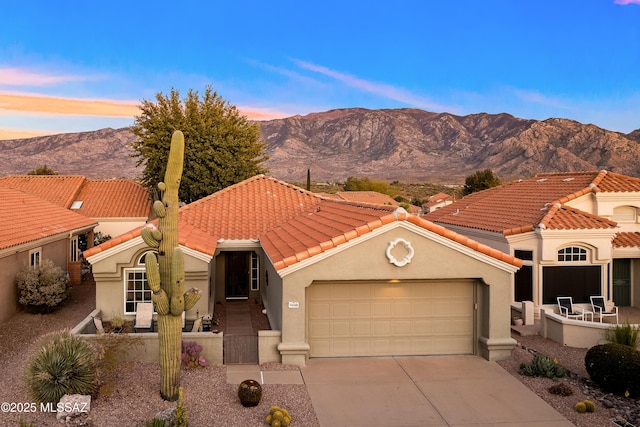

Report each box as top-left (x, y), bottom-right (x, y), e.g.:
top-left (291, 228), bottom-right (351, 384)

top-left (0, 238), bottom-right (70, 323)
top-left (91, 243), bottom-right (210, 321)
top-left (276, 224), bottom-right (515, 364)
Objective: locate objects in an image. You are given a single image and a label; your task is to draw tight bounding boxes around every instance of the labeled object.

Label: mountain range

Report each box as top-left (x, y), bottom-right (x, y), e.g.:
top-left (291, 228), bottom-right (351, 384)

top-left (1, 108), bottom-right (639, 184)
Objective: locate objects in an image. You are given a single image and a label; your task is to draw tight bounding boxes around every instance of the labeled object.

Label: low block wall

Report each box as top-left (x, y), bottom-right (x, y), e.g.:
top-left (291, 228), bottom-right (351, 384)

top-left (72, 310), bottom-right (224, 365)
top-left (541, 308), bottom-right (612, 348)
top-left (73, 310), bottom-right (282, 365)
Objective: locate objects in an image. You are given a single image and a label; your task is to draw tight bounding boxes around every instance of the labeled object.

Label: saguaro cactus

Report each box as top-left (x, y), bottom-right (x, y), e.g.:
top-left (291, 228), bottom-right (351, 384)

top-left (141, 130), bottom-right (201, 401)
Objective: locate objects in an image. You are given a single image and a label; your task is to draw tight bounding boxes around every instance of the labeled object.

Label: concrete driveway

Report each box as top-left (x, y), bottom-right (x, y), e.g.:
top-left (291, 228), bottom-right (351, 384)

top-left (300, 356), bottom-right (573, 427)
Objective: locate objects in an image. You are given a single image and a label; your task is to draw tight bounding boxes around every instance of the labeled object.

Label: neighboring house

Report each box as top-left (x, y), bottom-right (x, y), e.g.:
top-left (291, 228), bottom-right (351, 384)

top-left (0, 175), bottom-right (151, 238)
top-left (427, 170), bottom-right (640, 315)
top-left (85, 175), bottom-right (521, 366)
top-left (423, 192), bottom-right (453, 213)
top-left (0, 187), bottom-right (97, 323)
top-left (324, 191), bottom-right (423, 215)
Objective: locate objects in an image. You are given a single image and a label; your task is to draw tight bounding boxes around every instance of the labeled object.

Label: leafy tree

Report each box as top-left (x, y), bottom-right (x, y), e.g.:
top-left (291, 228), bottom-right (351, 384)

top-left (462, 169), bottom-right (501, 196)
top-left (343, 177), bottom-right (399, 197)
top-left (131, 86), bottom-right (268, 203)
top-left (27, 165), bottom-right (58, 175)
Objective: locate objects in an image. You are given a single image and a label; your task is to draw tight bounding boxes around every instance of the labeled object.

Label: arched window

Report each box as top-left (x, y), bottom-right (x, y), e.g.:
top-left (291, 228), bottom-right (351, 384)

top-left (124, 251), bottom-right (157, 314)
top-left (557, 246), bottom-right (587, 262)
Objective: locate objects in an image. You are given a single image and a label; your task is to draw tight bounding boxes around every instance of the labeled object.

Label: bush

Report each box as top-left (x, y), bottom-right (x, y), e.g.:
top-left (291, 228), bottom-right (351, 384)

top-left (181, 341), bottom-right (207, 368)
top-left (585, 343), bottom-right (640, 398)
top-left (519, 354), bottom-right (566, 379)
top-left (25, 331), bottom-right (96, 403)
top-left (606, 321), bottom-right (640, 348)
top-left (17, 259), bottom-right (70, 313)
top-left (92, 333), bottom-right (141, 397)
top-left (548, 382), bottom-right (574, 396)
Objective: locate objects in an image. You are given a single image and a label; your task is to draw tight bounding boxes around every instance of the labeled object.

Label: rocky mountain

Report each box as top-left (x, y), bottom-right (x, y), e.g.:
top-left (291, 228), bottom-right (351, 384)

top-left (1, 108), bottom-right (639, 183)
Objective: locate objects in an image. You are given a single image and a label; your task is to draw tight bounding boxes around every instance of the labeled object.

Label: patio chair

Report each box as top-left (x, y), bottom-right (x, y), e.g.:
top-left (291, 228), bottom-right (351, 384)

top-left (134, 302), bottom-right (154, 332)
top-left (92, 316), bottom-right (105, 334)
top-left (590, 296), bottom-right (619, 324)
top-left (191, 317), bottom-right (202, 332)
top-left (557, 297), bottom-right (584, 320)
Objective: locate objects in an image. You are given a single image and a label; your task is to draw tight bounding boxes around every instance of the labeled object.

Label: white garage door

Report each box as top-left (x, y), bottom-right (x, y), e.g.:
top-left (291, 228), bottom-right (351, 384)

top-left (307, 281), bottom-right (475, 357)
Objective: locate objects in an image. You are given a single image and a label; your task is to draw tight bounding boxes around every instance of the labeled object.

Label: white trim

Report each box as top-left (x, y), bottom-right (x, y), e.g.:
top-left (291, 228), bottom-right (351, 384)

top-left (274, 220), bottom-right (520, 277)
top-left (86, 236), bottom-right (145, 264)
top-left (385, 238), bottom-right (414, 267)
top-left (181, 245), bottom-right (214, 263)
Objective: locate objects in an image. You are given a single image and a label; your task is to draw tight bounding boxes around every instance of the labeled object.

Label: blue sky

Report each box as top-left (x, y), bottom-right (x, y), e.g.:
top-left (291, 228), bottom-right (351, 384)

top-left (1, 0), bottom-right (639, 139)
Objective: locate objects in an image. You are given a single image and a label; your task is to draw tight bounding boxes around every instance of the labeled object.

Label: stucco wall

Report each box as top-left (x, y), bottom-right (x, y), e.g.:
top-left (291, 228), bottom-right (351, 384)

top-left (275, 223), bottom-right (516, 365)
top-left (93, 219), bottom-right (147, 239)
top-left (90, 241), bottom-right (210, 321)
top-left (0, 238), bottom-right (70, 323)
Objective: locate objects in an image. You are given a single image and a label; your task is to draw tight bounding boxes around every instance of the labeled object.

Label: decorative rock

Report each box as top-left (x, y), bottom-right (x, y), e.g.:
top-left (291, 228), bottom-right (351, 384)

top-left (56, 394), bottom-right (91, 423)
top-left (154, 406), bottom-right (176, 425)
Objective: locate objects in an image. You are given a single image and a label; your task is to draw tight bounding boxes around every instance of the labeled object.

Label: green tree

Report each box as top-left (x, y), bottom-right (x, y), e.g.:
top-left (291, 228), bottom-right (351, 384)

top-left (131, 86), bottom-right (268, 203)
top-left (343, 177), bottom-right (399, 197)
top-left (462, 169), bottom-right (501, 196)
top-left (27, 165), bottom-right (58, 175)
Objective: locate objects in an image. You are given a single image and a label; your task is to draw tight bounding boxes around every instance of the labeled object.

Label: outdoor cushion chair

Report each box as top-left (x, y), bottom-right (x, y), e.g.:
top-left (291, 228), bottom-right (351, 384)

top-left (191, 317), bottom-right (202, 332)
top-left (557, 297), bottom-right (584, 320)
top-left (134, 302), bottom-right (154, 332)
top-left (590, 296), bottom-right (619, 324)
top-left (92, 316), bottom-right (105, 334)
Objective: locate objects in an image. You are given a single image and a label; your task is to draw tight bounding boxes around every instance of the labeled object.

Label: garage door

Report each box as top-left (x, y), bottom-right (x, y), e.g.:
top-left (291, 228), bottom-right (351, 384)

top-left (307, 281), bottom-right (475, 357)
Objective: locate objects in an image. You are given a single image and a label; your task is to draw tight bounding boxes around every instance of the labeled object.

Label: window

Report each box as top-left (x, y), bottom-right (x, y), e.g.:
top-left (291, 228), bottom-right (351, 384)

top-left (557, 246), bottom-right (587, 262)
top-left (250, 251), bottom-right (260, 291)
top-left (124, 251), bottom-right (156, 314)
top-left (29, 248), bottom-right (41, 269)
top-left (514, 249), bottom-right (533, 261)
top-left (70, 236), bottom-right (79, 262)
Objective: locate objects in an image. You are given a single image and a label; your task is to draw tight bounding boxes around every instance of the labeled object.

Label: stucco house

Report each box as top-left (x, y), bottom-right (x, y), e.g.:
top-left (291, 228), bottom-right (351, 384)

top-left (84, 175), bottom-right (522, 366)
top-left (0, 187), bottom-right (97, 323)
top-left (427, 170), bottom-right (640, 317)
top-left (0, 175), bottom-right (152, 238)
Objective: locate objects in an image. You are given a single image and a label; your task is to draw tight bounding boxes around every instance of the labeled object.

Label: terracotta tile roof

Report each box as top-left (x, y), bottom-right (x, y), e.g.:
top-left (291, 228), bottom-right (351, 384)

top-left (428, 171), bottom-right (625, 235)
top-left (0, 187), bottom-right (97, 251)
top-left (0, 175), bottom-right (85, 208)
top-left (612, 232), bottom-right (640, 248)
top-left (0, 175), bottom-right (151, 219)
top-left (74, 180), bottom-right (151, 217)
top-left (85, 175), bottom-right (521, 270)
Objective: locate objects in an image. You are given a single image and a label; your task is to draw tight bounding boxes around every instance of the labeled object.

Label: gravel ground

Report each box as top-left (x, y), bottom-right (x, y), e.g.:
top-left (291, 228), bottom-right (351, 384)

top-left (1, 283), bottom-right (637, 426)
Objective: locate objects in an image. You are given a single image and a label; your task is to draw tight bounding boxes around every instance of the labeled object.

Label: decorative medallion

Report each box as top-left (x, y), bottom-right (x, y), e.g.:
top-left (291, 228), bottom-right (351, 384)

top-left (385, 238), bottom-right (415, 267)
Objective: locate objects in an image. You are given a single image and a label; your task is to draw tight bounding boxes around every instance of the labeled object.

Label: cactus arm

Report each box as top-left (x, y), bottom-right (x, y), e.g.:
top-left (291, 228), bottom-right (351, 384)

top-left (153, 200), bottom-right (167, 218)
top-left (141, 227), bottom-right (160, 248)
top-left (145, 252), bottom-right (170, 315)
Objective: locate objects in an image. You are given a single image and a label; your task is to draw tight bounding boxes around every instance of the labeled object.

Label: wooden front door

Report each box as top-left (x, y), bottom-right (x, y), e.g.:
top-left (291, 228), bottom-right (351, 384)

top-left (225, 252), bottom-right (250, 300)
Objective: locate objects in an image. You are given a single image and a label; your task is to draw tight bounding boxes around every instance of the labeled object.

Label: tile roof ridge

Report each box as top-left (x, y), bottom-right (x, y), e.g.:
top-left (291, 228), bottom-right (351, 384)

top-left (406, 215), bottom-right (522, 267)
top-left (180, 174), bottom-right (321, 211)
top-left (319, 197), bottom-right (399, 212)
top-left (538, 203), bottom-right (617, 231)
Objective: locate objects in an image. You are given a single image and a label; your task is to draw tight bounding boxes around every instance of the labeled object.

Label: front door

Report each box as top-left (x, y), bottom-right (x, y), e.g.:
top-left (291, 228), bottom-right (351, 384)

top-left (225, 252), bottom-right (250, 300)
top-left (613, 259), bottom-right (631, 306)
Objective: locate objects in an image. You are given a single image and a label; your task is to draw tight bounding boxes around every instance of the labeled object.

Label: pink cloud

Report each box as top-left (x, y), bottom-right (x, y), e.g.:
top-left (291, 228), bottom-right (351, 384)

top-left (0, 68), bottom-right (96, 86)
top-left (614, 0), bottom-right (640, 5)
top-left (0, 91), bottom-right (140, 117)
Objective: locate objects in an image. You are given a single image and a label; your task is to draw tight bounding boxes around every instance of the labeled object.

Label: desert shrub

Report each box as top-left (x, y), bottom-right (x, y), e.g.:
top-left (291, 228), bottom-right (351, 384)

top-left (25, 331), bottom-right (96, 403)
top-left (17, 259), bottom-right (70, 312)
top-left (606, 321), bottom-right (640, 348)
top-left (181, 341), bottom-right (207, 368)
top-left (548, 382), bottom-right (574, 396)
top-left (519, 354), bottom-right (566, 379)
top-left (143, 418), bottom-right (169, 427)
top-left (175, 387), bottom-right (188, 427)
top-left (92, 333), bottom-right (141, 397)
top-left (585, 343), bottom-right (640, 398)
